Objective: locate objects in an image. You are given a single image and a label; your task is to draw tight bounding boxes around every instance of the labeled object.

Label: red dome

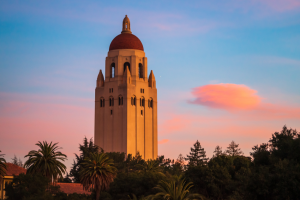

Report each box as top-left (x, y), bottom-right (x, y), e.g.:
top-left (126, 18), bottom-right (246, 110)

top-left (109, 33), bottom-right (144, 51)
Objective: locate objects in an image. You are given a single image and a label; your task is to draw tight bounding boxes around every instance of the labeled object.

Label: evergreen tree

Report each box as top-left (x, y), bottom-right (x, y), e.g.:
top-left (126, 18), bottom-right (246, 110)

top-left (70, 137), bottom-right (102, 183)
top-left (225, 141), bottom-right (243, 156)
top-left (11, 155), bottom-right (23, 167)
top-left (213, 145), bottom-right (223, 157)
top-left (185, 140), bottom-right (208, 166)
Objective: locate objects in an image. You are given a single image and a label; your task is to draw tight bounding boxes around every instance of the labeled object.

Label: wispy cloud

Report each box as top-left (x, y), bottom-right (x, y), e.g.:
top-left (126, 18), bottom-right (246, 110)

top-left (158, 139), bottom-right (169, 144)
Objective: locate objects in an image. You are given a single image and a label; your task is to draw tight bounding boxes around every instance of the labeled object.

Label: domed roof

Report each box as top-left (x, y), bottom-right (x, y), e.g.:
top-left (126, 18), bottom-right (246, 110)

top-left (109, 15), bottom-right (144, 51)
top-left (109, 33), bottom-right (144, 51)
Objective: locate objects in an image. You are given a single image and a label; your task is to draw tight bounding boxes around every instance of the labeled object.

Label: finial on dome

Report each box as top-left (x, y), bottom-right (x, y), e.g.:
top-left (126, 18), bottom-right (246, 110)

top-left (122, 15), bottom-right (132, 34)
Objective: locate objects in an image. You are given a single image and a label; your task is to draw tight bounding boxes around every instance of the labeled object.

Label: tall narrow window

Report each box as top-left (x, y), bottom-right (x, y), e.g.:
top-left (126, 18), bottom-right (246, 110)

top-left (142, 99), bottom-right (145, 107)
top-left (111, 63), bottom-right (115, 78)
top-left (118, 96), bottom-right (123, 105)
top-left (109, 98), bottom-right (112, 106)
top-left (134, 97), bottom-right (136, 105)
top-left (124, 62), bottom-right (130, 72)
top-left (139, 63), bottom-right (143, 78)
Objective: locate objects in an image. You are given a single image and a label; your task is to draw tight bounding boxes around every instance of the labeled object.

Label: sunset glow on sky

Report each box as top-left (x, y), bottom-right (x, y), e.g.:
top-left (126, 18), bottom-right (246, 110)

top-left (1, 0), bottom-right (300, 170)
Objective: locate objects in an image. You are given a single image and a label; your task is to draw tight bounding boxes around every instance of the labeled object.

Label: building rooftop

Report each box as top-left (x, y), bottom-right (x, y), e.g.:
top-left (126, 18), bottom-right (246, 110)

top-left (4, 163), bottom-right (27, 176)
top-left (56, 183), bottom-right (92, 195)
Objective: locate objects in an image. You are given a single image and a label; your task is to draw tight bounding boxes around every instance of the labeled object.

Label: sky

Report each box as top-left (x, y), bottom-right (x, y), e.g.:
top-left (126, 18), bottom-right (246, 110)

top-left (0, 0), bottom-right (300, 170)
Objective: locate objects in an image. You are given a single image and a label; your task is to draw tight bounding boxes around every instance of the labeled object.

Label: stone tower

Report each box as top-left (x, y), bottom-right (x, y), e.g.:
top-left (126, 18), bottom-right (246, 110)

top-left (94, 15), bottom-right (158, 160)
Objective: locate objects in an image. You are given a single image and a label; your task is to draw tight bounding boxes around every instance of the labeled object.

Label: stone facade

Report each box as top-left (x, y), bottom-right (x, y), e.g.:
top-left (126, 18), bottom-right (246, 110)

top-left (94, 16), bottom-right (158, 160)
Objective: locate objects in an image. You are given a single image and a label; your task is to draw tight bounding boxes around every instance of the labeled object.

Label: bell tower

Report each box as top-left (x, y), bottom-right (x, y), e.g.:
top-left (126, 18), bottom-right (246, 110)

top-left (94, 15), bottom-right (158, 160)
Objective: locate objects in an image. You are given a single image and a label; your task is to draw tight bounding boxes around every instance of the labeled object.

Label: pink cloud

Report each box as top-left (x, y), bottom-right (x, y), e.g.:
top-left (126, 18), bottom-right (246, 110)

top-left (157, 85), bottom-right (300, 159)
top-left (190, 84), bottom-right (261, 110)
top-left (158, 139), bottom-right (169, 144)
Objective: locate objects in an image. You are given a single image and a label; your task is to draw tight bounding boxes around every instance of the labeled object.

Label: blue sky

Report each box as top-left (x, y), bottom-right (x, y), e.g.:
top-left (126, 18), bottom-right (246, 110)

top-left (0, 0), bottom-right (300, 168)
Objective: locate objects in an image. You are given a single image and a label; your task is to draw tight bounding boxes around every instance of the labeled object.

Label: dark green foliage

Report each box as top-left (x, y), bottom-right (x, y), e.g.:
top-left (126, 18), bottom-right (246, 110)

top-left (24, 141), bottom-right (67, 182)
top-left (70, 137), bottom-right (102, 183)
top-left (185, 140), bottom-right (208, 166)
top-left (55, 192), bottom-right (93, 200)
top-left (109, 171), bottom-right (165, 200)
top-left (5, 173), bottom-right (59, 200)
top-left (247, 125), bottom-right (300, 200)
top-left (58, 172), bottom-right (72, 183)
top-left (79, 152), bottom-right (117, 200)
top-left (0, 150), bottom-right (6, 178)
top-left (11, 155), bottom-right (24, 167)
top-left (5, 173), bottom-right (94, 200)
top-left (225, 141), bottom-right (243, 156)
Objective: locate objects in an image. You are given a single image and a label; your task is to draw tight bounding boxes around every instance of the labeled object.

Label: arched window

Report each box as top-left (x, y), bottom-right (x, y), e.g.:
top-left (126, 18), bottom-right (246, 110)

top-left (140, 98), bottom-right (145, 107)
top-left (134, 97), bottom-right (136, 106)
top-left (100, 98), bottom-right (105, 107)
top-left (148, 99), bottom-right (153, 108)
top-left (109, 97), bottom-right (114, 107)
top-left (119, 96), bottom-right (123, 105)
top-left (111, 63), bottom-right (115, 78)
top-left (139, 63), bottom-right (143, 78)
top-left (124, 62), bottom-right (130, 72)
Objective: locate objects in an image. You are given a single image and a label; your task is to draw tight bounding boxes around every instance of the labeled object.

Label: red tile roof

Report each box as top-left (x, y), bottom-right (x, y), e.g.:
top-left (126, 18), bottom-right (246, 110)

top-left (56, 183), bottom-right (91, 195)
top-left (5, 163), bottom-right (27, 176)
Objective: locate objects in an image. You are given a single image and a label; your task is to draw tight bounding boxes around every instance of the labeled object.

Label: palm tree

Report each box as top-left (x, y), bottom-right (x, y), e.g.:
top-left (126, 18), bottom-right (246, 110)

top-left (139, 160), bottom-right (162, 173)
top-left (148, 175), bottom-right (205, 200)
top-left (0, 150), bottom-right (7, 178)
top-left (129, 193), bottom-right (150, 200)
top-left (24, 141), bottom-right (67, 182)
top-left (79, 152), bottom-right (117, 200)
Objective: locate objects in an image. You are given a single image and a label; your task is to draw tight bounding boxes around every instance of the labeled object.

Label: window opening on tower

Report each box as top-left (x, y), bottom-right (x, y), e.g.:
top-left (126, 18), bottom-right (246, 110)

top-left (119, 96), bottom-right (123, 105)
top-left (124, 62), bottom-right (130, 72)
top-left (111, 63), bottom-right (115, 78)
top-left (140, 98), bottom-right (145, 107)
top-left (109, 97), bottom-right (114, 106)
top-left (139, 63), bottom-right (143, 78)
top-left (100, 98), bottom-right (105, 107)
top-left (131, 96), bottom-right (136, 106)
top-left (148, 99), bottom-right (153, 108)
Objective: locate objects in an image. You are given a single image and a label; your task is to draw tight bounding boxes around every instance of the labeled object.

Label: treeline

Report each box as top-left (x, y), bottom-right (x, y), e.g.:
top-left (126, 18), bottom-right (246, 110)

top-left (1, 125), bottom-right (300, 200)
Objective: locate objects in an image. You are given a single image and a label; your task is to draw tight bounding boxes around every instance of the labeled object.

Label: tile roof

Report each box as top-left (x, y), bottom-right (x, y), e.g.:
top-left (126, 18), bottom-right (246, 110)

top-left (5, 163), bottom-right (27, 176)
top-left (56, 183), bottom-right (91, 195)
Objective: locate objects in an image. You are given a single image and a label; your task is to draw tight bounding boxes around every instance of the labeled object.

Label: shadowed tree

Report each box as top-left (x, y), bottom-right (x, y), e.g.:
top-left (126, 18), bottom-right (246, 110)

top-left (138, 159), bottom-right (162, 173)
top-left (225, 141), bottom-right (243, 156)
top-left (11, 155), bottom-right (23, 167)
top-left (70, 137), bottom-right (102, 183)
top-left (129, 193), bottom-right (150, 200)
top-left (213, 145), bottom-right (224, 157)
top-left (80, 152), bottom-right (117, 200)
top-left (148, 175), bottom-right (205, 200)
top-left (0, 150), bottom-right (7, 182)
top-left (24, 141), bottom-right (67, 182)
top-left (186, 140), bottom-right (208, 167)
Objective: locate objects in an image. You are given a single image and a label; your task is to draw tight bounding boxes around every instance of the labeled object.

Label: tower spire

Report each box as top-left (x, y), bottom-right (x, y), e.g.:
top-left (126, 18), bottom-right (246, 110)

top-left (122, 15), bottom-right (132, 34)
